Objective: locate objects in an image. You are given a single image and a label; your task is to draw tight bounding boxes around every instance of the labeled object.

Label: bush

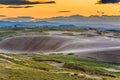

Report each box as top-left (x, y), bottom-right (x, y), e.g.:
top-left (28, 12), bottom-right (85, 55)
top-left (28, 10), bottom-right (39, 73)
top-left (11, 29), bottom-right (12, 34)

top-left (67, 53), bottom-right (75, 55)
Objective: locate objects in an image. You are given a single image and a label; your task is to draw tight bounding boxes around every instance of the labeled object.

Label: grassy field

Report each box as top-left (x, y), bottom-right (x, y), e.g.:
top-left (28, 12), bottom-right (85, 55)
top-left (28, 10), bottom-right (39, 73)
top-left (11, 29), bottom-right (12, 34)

top-left (0, 27), bottom-right (120, 80)
top-left (0, 27), bottom-right (119, 40)
top-left (0, 27), bottom-right (88, 40)
top-left (0, 53), bottom-right (120, 80)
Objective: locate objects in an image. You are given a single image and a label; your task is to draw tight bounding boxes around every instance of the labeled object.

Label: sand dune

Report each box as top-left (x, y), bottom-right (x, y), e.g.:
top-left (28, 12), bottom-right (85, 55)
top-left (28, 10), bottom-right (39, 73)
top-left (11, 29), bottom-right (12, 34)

top-left (0, 35), bottom-right (120, 63)
top-left (0, 36), bottom-right (69, 53)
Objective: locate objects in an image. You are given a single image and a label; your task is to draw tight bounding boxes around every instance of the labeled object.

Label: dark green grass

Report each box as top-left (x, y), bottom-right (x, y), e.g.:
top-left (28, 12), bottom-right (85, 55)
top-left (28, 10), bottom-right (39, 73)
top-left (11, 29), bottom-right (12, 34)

top-left (32, 54), bottom-right (120, 77)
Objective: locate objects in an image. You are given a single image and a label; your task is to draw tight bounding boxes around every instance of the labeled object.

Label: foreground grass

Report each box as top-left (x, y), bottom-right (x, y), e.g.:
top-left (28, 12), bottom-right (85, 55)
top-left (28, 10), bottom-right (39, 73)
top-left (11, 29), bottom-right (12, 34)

top-left (0, 53), bottom-right (120, 80)
top-left (0, 64), bottom-right (83, 80)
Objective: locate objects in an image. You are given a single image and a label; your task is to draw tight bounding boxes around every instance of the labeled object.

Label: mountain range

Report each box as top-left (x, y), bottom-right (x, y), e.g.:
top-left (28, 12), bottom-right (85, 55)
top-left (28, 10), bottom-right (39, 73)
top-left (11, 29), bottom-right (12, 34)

top-left (0, 15), bottom-right (120, 30)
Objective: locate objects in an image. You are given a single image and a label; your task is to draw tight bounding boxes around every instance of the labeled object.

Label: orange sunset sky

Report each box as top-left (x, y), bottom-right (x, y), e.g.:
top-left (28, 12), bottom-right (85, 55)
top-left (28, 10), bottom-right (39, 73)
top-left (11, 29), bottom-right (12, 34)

top-left (0, 0), bottom-right (120, 18)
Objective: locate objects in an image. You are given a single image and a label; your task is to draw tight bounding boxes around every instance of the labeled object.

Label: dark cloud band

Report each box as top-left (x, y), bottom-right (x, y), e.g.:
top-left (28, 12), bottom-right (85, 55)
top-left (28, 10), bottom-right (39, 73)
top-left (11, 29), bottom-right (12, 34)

top-left (99, 0), bottom-right (120, 4)
top-left (57, 11), bottom-right (72, 13)
top-left (7, 5), bottom-right (33, 8)
top-left (0, 0), bottom-right (55, 5)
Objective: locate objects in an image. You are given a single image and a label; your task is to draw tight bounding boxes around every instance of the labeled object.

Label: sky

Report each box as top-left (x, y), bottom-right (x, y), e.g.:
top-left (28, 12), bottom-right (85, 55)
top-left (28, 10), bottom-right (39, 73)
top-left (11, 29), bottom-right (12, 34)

top-left (0, 0), bottom-right (120, 18)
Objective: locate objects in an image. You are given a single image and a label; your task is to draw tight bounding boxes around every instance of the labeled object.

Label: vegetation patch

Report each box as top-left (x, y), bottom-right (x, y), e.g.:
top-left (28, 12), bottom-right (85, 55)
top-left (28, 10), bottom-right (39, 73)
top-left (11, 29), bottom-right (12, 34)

top-left (0, 53), bottom-right (120, 80)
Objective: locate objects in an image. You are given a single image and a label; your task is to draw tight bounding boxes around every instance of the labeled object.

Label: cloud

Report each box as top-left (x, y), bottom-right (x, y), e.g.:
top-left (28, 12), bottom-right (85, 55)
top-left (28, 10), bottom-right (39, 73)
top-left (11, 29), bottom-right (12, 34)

top-left (17, 16), bottom-right (35, 19)
top-left (0, 15), bottom-right (6, 17)
top-left (97, 11), bottom-right (105, 15)
top-left (57, 11), bottom-right (72, 13)
top-left (24, 6), bottom-right (33, 8)
top-left (2, 16), bottom-right (35, 21)
top-left (7, 5), bottom-right (33, 8)
top-left (0, 6), bottom-right (4, 8)
top-left (0, 0), bottom-right (56, 5)
top-left (98, 0), bottom-right (120, 4)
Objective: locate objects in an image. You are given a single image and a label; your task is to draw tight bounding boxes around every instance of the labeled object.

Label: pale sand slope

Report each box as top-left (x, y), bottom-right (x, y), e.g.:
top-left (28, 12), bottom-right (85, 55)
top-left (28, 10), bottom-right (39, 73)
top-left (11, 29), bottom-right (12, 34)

top-left (0, 35), bottom-right (120, 63)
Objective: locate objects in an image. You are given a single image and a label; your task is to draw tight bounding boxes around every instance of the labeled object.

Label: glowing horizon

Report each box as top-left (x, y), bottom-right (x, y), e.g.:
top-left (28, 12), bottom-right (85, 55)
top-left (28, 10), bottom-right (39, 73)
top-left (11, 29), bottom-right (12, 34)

top-left (0, 0), bottom-right (120, 18)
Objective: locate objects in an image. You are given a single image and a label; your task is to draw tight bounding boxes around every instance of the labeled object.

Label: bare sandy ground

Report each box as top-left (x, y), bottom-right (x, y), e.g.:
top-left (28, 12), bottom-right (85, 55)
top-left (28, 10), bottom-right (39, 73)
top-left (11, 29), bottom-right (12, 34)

top-left (104, 68), bottom-right (120, 72)
top-left (0, 34), bottom-right (120, 63)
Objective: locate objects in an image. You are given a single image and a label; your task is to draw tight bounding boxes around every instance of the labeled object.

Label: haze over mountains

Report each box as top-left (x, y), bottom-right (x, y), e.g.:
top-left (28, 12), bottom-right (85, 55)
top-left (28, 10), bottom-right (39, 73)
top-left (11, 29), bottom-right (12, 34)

top-left (0, 15), bottom-right (120, 30)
